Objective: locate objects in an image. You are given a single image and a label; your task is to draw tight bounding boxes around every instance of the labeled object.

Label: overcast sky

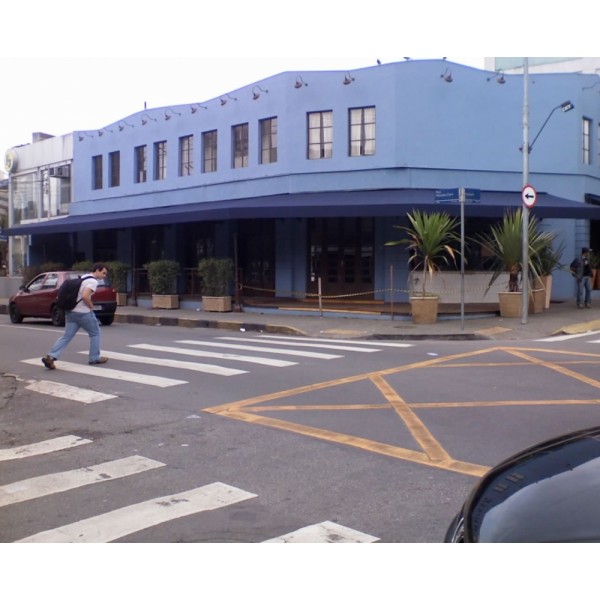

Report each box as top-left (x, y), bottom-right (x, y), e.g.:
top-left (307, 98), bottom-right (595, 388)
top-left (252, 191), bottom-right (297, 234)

top-left (0, 1), bottom-right (589, 166)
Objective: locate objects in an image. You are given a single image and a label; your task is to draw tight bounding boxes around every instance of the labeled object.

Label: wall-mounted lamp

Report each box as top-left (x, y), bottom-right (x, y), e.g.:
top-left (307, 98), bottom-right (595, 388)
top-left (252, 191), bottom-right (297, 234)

top-left (521, 100), bottom-right (575, 154)
top-left (190, 103), bottom-right (207, 113)
top-left (141, 113), bottom-right (157, 125)
top-left (77, 132), bottom-right (94, 142)
top-left (97, 127), bottom-right (113, 137)
top-left (252, 85), bottom-right (269, 100)
top-left (440, 68), bottom-right (453, 83)
top-left (486, 70), bottom-right (506, 84)
top-left (164, 108), bottom-right (182, 120)
top-left (220, 93), bottom-right (237, 106)
top-left (118, 120), bottom-right (134, 131)
top-left (582, 77), bottom-right (600, 91)
top-left (294, 75), bottom-right (308, 89)
top-left (343, 72), bottom-right (355, 85)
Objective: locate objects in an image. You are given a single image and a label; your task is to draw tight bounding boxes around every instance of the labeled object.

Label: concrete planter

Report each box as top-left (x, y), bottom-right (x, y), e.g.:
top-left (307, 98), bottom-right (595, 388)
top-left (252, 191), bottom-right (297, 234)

top-left (498, 292), bottom-right (521, 318)
top-left (409, 295), bottom-right (438, 324)
top-left (202, 296), bottom-right (232, 312)
top-left (152, 294), bottom-right (179, 309)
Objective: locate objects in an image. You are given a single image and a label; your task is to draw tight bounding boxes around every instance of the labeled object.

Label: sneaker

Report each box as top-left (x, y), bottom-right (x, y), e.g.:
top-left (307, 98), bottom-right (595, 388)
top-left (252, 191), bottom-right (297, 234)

top-left (585, 304), bottom-right (592, 308)
top-left (577, 304), bottom-right (584, 309)
top-left (42, 355), bottom-right (56, 370)
top-left (89, 357), bottom-right (109, 365)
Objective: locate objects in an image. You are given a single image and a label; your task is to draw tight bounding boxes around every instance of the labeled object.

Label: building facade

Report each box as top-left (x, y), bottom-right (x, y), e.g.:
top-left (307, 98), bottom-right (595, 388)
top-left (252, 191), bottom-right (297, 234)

top-left (5, 59), bottom-right (600, 304)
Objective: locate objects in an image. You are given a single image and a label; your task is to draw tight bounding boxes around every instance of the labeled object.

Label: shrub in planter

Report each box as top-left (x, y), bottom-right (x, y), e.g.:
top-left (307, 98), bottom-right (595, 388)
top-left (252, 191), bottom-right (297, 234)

top-left (198, 258), bottom-right (234, 296)
top-left (145, 260), bottom-right (180, 295)
top-left (71, 260), bottom-right (93, 273)
top-left (106, 261), bottom-right (130, 293)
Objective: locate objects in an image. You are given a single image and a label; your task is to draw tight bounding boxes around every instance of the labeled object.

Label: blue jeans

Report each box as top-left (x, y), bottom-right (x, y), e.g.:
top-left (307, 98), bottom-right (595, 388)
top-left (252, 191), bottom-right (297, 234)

top-left (576, 276), bottom-right (592, 306)
top-left (48, 311), bottom-right (101, 362)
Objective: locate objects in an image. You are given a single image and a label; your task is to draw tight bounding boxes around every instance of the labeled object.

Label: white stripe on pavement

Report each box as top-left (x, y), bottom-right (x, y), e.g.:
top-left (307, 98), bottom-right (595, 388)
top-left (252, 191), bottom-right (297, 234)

top-left (263, 520), bottom-right (379, 543)
top-left (16, 482), bottom-right (258, 543)
top-left (257, 335), bottom-right (414, 348)
top-left (130, 344), bottom-right (298, 367)
top-left (25, 380), bottom-right (117, 403)
top-left (0, 435), bottom-right (92, 462)
top-left (78, 350), bottom-right (247, 376)
top-left (216, 336), bottom-right (381, 353)
top-left (174, 339), bottom-right (341, 359)
top-left (0, 455), bottom-right (165, 507)
top-left (21, 358), bottom-right (187, 387)
top-left (535, 330), bottom-right (600, 342)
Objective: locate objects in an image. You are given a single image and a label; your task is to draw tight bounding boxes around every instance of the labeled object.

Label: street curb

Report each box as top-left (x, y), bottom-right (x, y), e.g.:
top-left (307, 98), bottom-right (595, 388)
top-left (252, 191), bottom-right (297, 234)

top-left (552, 319), bottom-right (600, 336)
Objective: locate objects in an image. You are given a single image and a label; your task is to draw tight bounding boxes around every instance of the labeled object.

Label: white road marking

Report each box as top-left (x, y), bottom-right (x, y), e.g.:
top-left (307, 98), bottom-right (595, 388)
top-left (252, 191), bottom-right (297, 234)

top-left (25, 380), bottom-right (117, 403)
top-left (0, 435), bottom-right (92, 462)
top-left (257, 335), bottom-right (414, 348)
top-left (174, 339), bottom-right (341, 359)
top-left (0, 455), bottom-right (165, 507)
top-left (21, 358), bottom-right (187, 387)
top-left (216, 336), bottom-right (381, 353)
top-left (130, 344), bottom-right (298, 367)
top-left (263, 520), bottom-right (379, 543)
top-left (535, 330), bottom-right (600, 342)
top-left (78, 350), bottom-right (247, 376)
top-left (15, 482), bottom-right (257, 543)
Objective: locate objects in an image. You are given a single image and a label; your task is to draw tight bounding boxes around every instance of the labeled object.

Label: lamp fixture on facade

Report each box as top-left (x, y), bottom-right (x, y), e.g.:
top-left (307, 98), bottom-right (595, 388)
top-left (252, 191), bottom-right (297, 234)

top-left (440, 68), bottom-right (453, 82)
top-left (252, 85), bottom-right (268, 100)
top-left (97, 127), bottom-right (113, 137)
top-left (486, 70), bottom-right (506, 84)
top-left (118, 120), bottom-right (134, 131)
top-left (141, 114), bottom-right (158, 125)
top-left (521, 100), bottom-right (575, 154)
top-left (343, 72), bottom-right (355, 85)
top-left (582, 77), bottom-right (600, 91)
top-left (190, 103), bottom-right (207, 113)
top-left (77, 132), bottom-right (94, 142)
top-left (220, 93), bottom-right (237, 106)
top-left (294, 75), bottom-right (308, 88)
top-left (164, 108), bottom-right (182, 120)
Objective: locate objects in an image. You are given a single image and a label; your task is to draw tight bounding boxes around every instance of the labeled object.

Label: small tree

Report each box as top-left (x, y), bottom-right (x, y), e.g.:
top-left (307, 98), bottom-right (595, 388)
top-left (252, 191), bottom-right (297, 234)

top-left (106, 261), bottom-right (130, 292)
top-left (144, 260), bottom-right (180, 295)
top-left (198, 258), bottom-right (234, 296)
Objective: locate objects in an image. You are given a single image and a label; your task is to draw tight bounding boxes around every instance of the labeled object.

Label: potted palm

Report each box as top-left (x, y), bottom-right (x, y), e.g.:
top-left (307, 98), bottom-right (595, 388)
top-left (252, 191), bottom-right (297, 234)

top-left (106, 261), bottom-right (130, 306)
top-left (478, 209), bottom-right (553, 317)
top-left (144, 259), bottom-right (180, 309)
top-left (386, 210), bottom-right (460, 324)
top-left (198, 257), bottom-right (234, 312)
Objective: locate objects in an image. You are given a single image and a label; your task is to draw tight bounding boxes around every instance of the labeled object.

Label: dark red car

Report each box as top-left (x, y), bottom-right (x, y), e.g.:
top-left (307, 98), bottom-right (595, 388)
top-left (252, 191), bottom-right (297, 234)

top-left (9, 271), bottom-right (117, 327)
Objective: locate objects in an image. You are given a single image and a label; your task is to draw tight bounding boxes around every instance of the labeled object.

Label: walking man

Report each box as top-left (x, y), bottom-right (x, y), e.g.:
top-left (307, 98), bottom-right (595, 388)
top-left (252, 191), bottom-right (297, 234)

top-left (575, 247), bottom-right (593, 309)
top-left (42, 263), bottom-right (110, 369)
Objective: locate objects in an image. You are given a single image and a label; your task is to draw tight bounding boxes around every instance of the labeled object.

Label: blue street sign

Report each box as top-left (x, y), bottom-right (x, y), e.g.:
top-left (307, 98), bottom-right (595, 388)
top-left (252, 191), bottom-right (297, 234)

top-left (435, 188), bottom-right (480, 203)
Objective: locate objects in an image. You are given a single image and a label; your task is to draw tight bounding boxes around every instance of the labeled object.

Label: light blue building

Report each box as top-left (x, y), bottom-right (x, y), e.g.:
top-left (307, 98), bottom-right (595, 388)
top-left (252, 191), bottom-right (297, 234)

top-left (5, 59), bottom-right (600, 304)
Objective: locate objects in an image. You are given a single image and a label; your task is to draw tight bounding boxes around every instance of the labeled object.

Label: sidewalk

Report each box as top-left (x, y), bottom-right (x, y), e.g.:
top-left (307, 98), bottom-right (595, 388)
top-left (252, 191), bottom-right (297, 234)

top-left (3, 298), bottom-right (595, 341)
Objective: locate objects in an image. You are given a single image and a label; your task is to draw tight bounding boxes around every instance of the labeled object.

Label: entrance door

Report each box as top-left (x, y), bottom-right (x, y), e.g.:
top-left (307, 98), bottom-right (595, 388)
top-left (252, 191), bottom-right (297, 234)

top-left (308, 218), bottom-right (374, 300)
top-left (237, 219), bottom-right (275, 297)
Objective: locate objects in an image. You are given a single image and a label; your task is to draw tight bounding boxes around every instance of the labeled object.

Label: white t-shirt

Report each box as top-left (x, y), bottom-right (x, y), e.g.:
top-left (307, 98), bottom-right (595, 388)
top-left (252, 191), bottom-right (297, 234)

top-left (72, 275), bottom-right (98, 313)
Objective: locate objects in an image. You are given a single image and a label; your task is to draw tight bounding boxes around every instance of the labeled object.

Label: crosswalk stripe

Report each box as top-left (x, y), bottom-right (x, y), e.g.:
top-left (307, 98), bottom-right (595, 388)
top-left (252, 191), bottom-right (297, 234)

top-left (78, 350), bottom-right (247, 376)
top-left (589, 339), bottom-right (600, 344)
top-left (130, 344), bottom-right (298, 367)
top-left (174, 339), bottom-right (341, 359)
top-left (15, 482), bottom-right (258, 543)
top-left (0, 435), bottom-right (92, 462)
top-left (25, 380), bottom-right (117, 403)
top-left (216, 336), bottom-right (380, 353)
top-left (21, 358), bottom-right (187, 387)
top-left (262, 520), bottom-right (379, 543)
top-left (535, 331), bottom-right (600, 342)
top-left (257, 335), bottom-right (414, 348)
top-left (0, 455), bottom-right (165, 507)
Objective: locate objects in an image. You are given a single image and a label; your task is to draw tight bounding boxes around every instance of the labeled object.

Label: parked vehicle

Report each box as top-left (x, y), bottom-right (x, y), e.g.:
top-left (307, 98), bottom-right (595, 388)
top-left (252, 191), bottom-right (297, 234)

top-left (445, 426), bottom-right (600, 542)
top-left (8, 271), bottom-right (117, 327)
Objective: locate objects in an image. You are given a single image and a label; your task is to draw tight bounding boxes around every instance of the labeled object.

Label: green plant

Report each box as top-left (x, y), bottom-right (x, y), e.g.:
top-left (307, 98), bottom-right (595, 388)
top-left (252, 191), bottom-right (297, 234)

top-left (70, 260), bottom-right (93, 272)
top-left (534, 238), bottom-right (566, 277)
top-left (144, 259), bottom-right (180, 295)
top-left (386, 210), bottom-right (461, 297)
top-left (198, 257), bottom-right (234, 296)
top-left (477, 209), bottom-right (554, 293)
top-left (106, 261), bottom-right (130, 292)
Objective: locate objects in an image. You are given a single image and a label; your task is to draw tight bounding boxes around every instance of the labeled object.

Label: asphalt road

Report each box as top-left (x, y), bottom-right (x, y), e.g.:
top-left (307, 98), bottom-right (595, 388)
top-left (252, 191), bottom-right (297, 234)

top-left (1, 316), bottom-right (599, 543)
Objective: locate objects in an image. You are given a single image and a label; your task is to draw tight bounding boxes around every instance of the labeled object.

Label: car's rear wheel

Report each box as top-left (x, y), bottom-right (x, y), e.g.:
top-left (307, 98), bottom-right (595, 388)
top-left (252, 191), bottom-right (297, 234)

top-left (99, 315), bottom-right (114, 326)
top-left (9, 304), bottom-right (23, 324)
top-left (51, 305), bottom-right (65, 327)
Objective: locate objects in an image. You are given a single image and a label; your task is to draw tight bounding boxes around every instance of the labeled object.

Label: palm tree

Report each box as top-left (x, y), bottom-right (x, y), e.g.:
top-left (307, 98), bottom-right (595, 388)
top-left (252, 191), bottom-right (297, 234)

top-left (387, 210), bottom-right (461, 296)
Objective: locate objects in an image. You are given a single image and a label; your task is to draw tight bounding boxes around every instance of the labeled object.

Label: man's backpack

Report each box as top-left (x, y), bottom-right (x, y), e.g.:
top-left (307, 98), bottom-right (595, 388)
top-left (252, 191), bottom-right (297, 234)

top-left (55, 276), bottom-right (94, 310)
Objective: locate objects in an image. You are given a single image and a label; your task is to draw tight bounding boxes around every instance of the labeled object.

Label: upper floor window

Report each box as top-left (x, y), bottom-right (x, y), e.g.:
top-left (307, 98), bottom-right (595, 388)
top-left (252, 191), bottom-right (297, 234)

top-left (179, 135), bottom-right (194, 176)
top-left (582, 118), bottom-right (591, 165)
top-left (154, 141), bottom-right (167, 180)
top-left (135, 145), bottom-right (147, 183)
top-left (202, 130), bottom-right (218, 173)
top-left (349, 107), bottom-right (376, 157)
top-left (308, 111), bottom-right (333, 159)
top-left (92, 155), bottom-right (103, 190)
top-left (232, 123), bottom-right (249, 168)
top-left (260, 117), bottom-right (278, 164)
top-left (109, 151), bottom-right (120, 187)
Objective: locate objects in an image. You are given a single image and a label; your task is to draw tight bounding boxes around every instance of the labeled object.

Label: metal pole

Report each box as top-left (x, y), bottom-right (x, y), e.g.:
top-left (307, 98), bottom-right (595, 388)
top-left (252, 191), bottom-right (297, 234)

top-left (521, 58), bottom-right (530, 325)
top-left (318, 276), bottom-right (323, 317)
top-left (459, 187), bottom-right (465, 331)
top-left (390, 264), bottom-right (394, 321)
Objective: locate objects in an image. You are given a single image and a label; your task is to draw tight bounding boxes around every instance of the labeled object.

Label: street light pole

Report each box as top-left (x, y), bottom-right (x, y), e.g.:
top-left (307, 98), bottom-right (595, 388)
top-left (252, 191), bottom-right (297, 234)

top-left (522, 58), bottom-right (530, 325)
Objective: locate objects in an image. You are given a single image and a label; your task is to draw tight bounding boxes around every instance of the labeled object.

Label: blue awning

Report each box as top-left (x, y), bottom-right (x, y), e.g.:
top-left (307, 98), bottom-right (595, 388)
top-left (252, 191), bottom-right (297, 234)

top-left (6, 189), bottom-right (600, 235)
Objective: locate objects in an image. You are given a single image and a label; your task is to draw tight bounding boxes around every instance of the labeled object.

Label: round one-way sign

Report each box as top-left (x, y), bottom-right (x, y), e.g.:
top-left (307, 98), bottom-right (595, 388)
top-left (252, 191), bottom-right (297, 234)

top-left (521, 184), bottom-right (537, 208)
